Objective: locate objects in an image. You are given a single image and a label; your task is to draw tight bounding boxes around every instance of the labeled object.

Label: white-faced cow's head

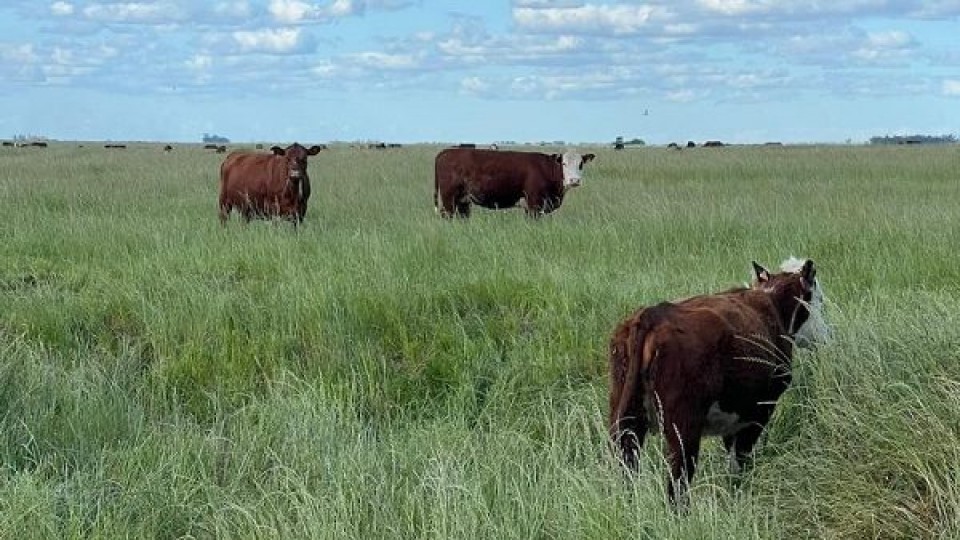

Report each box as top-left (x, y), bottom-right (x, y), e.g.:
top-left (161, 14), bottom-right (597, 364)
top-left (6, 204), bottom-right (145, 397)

top-left (552, 151), bottom-right (596, 188)
top-left (750, 256), bottom-right (830, 349)
top-left (271, 143), bottom-right (324, 182)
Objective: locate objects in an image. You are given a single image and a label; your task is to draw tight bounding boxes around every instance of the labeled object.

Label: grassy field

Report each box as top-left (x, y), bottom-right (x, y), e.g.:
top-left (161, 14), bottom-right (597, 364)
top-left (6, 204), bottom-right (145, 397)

top-left (1, 142), bottom-right (959, 538)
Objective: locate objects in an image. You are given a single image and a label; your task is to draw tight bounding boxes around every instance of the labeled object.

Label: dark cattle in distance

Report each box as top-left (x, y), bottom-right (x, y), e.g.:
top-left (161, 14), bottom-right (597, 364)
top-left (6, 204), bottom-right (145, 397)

top-left (686, 141), bottom-right (696, 148)
top-left (204, 144), bottom-right (219, 150)
top-left (219, 142), bottom-right (324, 225)
top-left (2, 141), bottom-right (14, 147)
top-left (163, 144), bottom-right (174, 152)
top-left (216, 145), bottom-right (227, 153)
top-left (255, 143), bottom-right (264, 150)
top-left (457, 143), bottom-right (477, 149)
top-left (104, 144), bottom-right (126, 149)
top-left (614, 142), bottom-right (625, 150)
top-left (609, 258), bottom-right (826, 505)
top-left (434, 148), bottom-right (596, 218)
top-left (764, 142), bottom-right (783, 147)
top-left (387, 143), bottom-right (402, 148)
top-left (667, 142), bottom-right (679, 149)
top-left (368, 142), bottom-right (387, 149)
top-left (704, 140), bottom-right (725, 147)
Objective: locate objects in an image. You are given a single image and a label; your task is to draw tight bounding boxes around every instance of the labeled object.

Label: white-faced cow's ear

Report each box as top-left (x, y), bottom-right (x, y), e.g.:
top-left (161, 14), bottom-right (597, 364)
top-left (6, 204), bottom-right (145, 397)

top-left (583, 153), bottom-right (596, 163)
top-left (801, 259), bottom-right (816, 290)
top-left (308, 145), bottom-right (324, 155)
top-left (752, 261), bottom-right (771, 283)
top-left (271, 146), bottom-right (285, 156)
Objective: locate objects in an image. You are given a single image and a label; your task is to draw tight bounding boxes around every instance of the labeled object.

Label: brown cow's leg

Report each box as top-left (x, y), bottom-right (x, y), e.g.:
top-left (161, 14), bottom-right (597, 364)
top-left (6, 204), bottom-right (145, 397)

top-left (219, 202), bottom-right (231, 225)
top-left (661, 403), bottom-right (705, 506)
top-left (438, 188), bottom-right (459, 218)
top-left (611, 401), bottom-right (647, 471)
top-left (723, 407), bottom-right (774, 474)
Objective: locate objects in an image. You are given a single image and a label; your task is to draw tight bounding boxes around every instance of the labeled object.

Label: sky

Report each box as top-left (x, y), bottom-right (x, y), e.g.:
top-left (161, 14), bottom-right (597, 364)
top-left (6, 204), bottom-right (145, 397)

top-left (1, 0), bottom-right (958, 145)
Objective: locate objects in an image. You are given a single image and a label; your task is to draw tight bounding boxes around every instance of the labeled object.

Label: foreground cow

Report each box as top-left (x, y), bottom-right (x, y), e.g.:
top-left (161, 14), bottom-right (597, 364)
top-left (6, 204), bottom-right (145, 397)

top-left (434, 148), bottom-right (595, 217)
top-left (218, 143), bottom-right (323, 225)
top-left (608, 259), bottom-right (825, 504)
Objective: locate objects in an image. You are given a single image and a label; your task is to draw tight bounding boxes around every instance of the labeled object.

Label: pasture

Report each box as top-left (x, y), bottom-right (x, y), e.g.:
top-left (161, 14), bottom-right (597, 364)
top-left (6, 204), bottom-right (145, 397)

top-left (2, 142), bottom-right (959, 538)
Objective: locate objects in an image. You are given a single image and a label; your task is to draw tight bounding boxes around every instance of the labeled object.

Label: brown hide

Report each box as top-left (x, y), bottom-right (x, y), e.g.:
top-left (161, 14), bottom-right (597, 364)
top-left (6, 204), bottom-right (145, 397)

top-left (218, 143), bottom-right (321, 224)
top-left (609, 261), bottom-right (815, 504)
top-left (434, 148), bottom-right (566, 218)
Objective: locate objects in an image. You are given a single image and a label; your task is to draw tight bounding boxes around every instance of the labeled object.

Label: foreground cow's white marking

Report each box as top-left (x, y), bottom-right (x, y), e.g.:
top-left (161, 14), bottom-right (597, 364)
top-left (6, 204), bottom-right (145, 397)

top-left (560, 151), bottom-right (593, 187)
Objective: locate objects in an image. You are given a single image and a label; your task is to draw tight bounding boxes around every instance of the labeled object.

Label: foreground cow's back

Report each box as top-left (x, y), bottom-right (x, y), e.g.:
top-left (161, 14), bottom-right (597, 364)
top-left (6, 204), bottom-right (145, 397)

top-left (434, 148), bottom-right (594, 218)
top-left (609, 260), bottom-right (819, 504)
top-left (218, 143), bottom-right (321, 225)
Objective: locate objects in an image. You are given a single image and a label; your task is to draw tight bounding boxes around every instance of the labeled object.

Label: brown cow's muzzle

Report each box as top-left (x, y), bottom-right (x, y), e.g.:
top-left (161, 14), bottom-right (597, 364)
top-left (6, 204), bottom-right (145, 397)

top-left (289, 169), bottom-right (303, 179)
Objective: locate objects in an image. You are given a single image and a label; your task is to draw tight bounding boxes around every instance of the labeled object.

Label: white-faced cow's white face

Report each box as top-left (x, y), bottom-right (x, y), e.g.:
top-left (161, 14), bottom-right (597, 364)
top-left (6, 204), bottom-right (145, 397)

top-left (557, 151), bottom-right (596, 188)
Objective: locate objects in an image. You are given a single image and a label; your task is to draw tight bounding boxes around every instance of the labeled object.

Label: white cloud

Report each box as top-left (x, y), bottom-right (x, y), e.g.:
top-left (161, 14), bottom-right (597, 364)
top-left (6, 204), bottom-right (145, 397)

top-left (269, 0), bottom-right (316, 23)
top-left (233, 27), bottom-right (304, 53)
top-left (328, 0), bottom-right (357, 17)
top-left (943, 79), bottom-right (960, 96)
top-left (82, 2), bottom-right (185, 23)
top-left (513, 4), bottom-right (671, 35)
top-left (50, 1), bottom-right (74, 16)
top-left (214, 1), bottom-right (252, 18)
top-left (347, 51), bottom-right (419, 69)
top-left (185, 54), bottom-right (212, 70)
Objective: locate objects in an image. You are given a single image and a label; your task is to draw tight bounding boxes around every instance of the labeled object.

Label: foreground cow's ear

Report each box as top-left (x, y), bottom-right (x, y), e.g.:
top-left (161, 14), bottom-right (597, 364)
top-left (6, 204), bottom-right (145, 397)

top-left (550, 153), bottom-right (561, 163)
top-left (307, 145), bottom-right (324, 155)
top-left (271, 146), bottom-right (285, 156)
top-left (752, 261), bottom-right (770, 283)
top-left (801, 259), bottom-right (816, 289)
top-left (583, 153), bottom-right (596, 163)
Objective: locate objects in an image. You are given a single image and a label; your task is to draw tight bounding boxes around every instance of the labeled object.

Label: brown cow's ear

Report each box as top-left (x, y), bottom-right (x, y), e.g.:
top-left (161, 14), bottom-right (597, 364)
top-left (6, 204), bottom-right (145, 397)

top-left (752, 261), bottom-right (770, 283)
top-left (801, 259), bottom-right (816, 290)
top-left (271, 146), bottom-right (285, 156)
top-left (550, 153), bottom-right (561, 163)
top-left (308, 145), bottom-right (324, 155)
top-left (583, 153), bottom-right (596, 163)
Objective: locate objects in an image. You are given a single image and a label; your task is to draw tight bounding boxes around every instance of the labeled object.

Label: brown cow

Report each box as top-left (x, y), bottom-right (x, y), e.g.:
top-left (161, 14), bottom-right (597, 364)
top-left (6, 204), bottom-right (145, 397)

top-left (608, 259), bottom-right (823, 504)
top-left (434, 148), bottom-right (596, 218)
top-left (218, 143), bottom-right (323, 225)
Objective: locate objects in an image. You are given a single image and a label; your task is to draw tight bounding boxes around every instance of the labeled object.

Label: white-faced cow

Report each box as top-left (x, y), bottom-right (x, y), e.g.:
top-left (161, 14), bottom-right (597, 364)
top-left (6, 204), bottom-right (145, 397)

top-left (608, 258), bottom-right (826, 504)
top-left (218, 143), bottom-right (323, 225)
top-left (434, 148), bottom-right (596, 218)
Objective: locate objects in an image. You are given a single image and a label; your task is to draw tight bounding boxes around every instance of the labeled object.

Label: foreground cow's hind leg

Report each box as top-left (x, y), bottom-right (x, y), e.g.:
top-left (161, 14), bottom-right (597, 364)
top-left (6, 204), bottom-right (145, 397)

top-left (609, 375), bottom-right (648, 470)
top-left (662, 406), bottom-right (704, 506)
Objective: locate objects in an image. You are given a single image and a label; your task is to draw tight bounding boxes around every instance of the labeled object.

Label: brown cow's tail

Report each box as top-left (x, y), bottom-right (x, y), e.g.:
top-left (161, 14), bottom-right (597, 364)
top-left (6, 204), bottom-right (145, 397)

top-left (609, 303), bottom-right (670, 469)
top-left (218, 156), bottom-right (231, 225)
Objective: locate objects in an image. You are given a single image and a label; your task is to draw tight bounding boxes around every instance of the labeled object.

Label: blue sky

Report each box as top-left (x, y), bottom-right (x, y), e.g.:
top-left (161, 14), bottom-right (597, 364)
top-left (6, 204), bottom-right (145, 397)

top-left (1, 1), bottom-right (958, 145)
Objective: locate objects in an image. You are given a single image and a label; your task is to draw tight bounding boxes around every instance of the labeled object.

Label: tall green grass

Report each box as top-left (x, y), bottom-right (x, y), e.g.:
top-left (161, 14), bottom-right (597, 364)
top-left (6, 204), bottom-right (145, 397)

top-left (2, 142), bottom-right (959, 538)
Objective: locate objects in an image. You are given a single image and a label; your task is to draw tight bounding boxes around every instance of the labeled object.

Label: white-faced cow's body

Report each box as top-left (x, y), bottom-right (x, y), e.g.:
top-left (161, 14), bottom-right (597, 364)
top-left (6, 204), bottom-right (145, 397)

top-left (434, 148), bottom-right (595, 218)
top-left (218, 143), bottom-right (323, 225)
top-left (608, 259), bottom-right (825, 505)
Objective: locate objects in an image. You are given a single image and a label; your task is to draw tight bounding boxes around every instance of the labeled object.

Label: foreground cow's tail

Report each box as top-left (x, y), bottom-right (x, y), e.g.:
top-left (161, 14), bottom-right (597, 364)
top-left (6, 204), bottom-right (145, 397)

top-left (609, 303), bottom-right (671, 467)
top-left (218, 155), bottom-right (231, 224)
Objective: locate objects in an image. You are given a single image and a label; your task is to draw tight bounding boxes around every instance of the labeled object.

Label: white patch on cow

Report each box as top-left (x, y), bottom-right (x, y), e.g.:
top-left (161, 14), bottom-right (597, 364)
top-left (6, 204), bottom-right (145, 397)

top-left (703, 402), bottom-right (749, 437)
top-left (560, 151), bottom-right (589, 187)
top-left (778, 256), bottom-right (831, 348)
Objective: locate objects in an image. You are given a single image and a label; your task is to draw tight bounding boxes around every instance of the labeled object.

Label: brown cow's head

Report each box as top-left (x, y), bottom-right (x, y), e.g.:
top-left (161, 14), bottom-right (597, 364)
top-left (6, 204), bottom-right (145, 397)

top-left (271, 143), bottom-right (324, 182)
top-left (552, 151), bottom-right (597, 188)
top-left (752, 259), bottom-right (820, 338)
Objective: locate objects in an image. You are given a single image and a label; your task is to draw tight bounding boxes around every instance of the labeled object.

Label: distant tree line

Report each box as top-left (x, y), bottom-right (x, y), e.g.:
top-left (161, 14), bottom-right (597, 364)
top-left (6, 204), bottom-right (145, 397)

top-left (202, 133), bottom-right (230, 144)
top-left (869, 134), bottom-right (956, 145)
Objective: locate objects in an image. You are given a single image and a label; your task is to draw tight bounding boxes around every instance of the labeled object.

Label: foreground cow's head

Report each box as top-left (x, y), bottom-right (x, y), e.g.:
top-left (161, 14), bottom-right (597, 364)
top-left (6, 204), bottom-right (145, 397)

top-left (751, 258), bottom-right (828, 345)
top-left (271, 143), bottom-right (324, 182)
top-left (551, 151), bottom-right (596, 188)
